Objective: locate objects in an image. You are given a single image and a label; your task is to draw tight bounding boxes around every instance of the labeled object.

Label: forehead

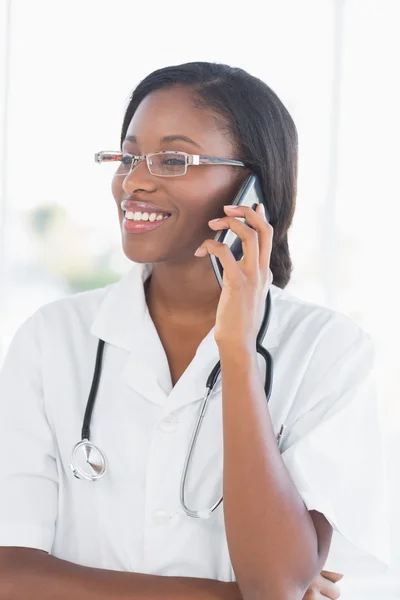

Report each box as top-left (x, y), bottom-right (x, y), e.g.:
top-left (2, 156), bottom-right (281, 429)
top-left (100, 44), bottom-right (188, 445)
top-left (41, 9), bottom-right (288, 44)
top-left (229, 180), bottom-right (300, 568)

top-left (124, 85), bottom-right (233, 154)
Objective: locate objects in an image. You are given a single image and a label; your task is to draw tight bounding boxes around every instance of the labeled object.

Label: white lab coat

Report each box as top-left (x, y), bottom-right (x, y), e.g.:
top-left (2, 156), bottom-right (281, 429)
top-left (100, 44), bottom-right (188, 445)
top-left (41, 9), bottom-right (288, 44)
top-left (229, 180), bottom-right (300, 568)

top-left (0, 262), bottom-right (390, 579)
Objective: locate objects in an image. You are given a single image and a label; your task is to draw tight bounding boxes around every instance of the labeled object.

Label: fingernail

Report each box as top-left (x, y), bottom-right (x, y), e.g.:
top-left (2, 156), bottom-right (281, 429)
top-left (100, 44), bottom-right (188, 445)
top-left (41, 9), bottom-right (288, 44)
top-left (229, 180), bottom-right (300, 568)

top-left (224, 205), bottom-right (240, 210)
top-left (208, 218), bottom-right (221, 224)
top-left (258, 203), bottom-right (266, 216)
top-left (194, 246), bottom-right (208, 257)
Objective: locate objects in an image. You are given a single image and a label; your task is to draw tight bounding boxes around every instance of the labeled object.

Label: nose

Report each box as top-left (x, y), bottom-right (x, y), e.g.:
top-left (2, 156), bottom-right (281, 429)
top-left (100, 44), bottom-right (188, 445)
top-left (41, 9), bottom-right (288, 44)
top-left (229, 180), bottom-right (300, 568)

top-left (122, 158), bottom-right (157, 195)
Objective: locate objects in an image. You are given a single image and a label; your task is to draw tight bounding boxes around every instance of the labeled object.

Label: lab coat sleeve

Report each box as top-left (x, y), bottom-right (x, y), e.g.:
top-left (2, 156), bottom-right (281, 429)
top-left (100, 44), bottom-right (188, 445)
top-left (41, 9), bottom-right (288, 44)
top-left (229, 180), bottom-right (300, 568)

top-left (280, 319), bottom-right (391, 577)
top-left (0, 311), bottom-right (58, 552)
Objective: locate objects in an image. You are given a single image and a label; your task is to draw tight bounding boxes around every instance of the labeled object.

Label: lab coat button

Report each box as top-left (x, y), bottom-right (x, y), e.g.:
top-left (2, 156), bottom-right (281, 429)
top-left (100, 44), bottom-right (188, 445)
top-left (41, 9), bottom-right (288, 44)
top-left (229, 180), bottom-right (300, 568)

top-left (159, 417), bottom-right (178, 432)
top-left (154, 510), bottom-right (171, 525)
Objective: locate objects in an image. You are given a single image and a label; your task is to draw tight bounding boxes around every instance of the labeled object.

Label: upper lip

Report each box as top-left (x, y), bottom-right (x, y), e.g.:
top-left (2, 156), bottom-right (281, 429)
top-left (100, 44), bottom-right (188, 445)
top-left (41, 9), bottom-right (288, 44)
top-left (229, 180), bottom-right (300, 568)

top-left (120, 199), bottom-right (171, 215)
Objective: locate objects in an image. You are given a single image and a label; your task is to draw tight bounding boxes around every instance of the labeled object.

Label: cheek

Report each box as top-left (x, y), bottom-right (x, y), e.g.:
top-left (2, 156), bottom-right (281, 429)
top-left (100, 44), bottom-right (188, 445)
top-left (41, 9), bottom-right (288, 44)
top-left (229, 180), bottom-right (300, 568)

top-left (112, 177), bottom-right (123, 212)
top-left (175, 170), bottom-right (241, 220)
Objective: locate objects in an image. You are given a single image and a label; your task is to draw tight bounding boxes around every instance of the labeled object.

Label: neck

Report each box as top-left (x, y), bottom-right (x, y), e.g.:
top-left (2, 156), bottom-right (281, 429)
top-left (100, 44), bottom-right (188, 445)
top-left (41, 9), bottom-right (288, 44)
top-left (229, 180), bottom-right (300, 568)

top-left (145, 258), bottom-right (221, 326)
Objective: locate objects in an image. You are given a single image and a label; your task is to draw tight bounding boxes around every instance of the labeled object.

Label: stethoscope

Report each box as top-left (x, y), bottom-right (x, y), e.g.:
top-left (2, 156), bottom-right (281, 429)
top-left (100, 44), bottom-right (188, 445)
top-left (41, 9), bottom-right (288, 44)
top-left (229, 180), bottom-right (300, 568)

top-left (70, 288), bottom-right (286, 519)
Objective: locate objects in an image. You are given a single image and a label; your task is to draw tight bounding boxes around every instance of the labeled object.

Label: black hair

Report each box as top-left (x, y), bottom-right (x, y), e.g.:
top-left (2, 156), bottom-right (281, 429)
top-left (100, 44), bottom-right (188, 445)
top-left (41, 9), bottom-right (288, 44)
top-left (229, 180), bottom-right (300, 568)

top-left (120, 62), bottom-right (298, 288)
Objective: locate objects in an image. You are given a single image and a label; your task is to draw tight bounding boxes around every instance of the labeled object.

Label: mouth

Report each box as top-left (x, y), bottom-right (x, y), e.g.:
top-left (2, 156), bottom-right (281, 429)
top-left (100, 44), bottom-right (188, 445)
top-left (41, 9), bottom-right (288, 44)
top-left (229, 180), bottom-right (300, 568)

top-left (120, 198), bottom-right (172, 234)
top-left (122, 209), bottom-right (172, 234)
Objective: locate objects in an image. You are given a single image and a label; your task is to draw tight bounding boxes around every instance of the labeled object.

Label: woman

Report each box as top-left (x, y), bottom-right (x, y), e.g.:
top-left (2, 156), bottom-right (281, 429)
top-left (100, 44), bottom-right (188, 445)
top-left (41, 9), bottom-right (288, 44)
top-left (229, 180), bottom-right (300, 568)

top-left (0, 62), bottom-right (388, 600)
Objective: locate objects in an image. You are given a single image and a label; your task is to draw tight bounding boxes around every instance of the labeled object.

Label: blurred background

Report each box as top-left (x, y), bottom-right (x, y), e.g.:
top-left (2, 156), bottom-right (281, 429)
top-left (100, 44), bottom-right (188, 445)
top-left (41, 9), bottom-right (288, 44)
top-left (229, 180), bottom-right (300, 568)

top-left (0, 0), bottom-right (399, 597)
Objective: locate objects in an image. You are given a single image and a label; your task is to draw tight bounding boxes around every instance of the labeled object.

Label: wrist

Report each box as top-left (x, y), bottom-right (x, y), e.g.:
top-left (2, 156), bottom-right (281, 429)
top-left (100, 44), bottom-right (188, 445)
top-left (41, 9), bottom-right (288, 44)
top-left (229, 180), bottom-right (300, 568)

top-left (218, 341), bottom-right (258, 367)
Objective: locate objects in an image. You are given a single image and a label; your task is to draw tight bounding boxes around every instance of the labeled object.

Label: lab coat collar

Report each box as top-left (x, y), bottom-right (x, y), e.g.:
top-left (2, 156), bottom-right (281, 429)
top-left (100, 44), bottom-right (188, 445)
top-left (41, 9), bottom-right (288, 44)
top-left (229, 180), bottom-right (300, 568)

top-left (90, 262), bottom-right (280, 414)
top-left (90, 262), bottom-right (151, 353)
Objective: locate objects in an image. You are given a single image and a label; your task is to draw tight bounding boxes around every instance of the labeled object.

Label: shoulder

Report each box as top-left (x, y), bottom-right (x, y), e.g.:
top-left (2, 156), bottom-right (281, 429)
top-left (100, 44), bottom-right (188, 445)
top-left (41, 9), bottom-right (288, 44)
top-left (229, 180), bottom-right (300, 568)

top-left (269, 284), bottom-right (375, 369)
top-left (267, 286), bottom-right (377, 437)
top-left (17, 281), bottom-right (118, 345)
top-left (39, 283), bottom-right (116, 325)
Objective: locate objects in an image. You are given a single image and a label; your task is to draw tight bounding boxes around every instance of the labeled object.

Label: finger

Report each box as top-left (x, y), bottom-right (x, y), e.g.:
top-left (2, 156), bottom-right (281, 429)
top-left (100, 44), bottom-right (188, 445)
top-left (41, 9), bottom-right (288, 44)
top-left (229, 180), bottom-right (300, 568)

top-left (194, 239), bottom-right (241, 287)
top-left (319, 577), bottom-right (341, 600)
top-left (321, 571), bottom-right (344, 583)
top-left (208, 216), bottom-right (259, 272)
top-left (223, 204), bottom-right (273, 271)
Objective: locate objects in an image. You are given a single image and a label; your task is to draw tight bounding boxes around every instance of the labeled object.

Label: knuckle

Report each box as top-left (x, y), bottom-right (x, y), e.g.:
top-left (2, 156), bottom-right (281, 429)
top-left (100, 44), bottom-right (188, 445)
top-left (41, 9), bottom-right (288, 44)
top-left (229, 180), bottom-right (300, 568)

top-left (260, 221), bottom-right (273, 234)
top-left (256, 220), bottom-right (271, 238)
top-left (220, 242), bottom-right (237, 261)
top-left (228, 216), bottom-right (243, 230)
top-left (246, 228), bottom-right (258, 241)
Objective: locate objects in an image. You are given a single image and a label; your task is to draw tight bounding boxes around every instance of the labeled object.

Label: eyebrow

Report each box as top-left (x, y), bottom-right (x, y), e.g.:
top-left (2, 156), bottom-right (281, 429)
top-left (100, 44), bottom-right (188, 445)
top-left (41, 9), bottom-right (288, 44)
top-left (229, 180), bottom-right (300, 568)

top-left (123, 134), bottom-right (203, 150)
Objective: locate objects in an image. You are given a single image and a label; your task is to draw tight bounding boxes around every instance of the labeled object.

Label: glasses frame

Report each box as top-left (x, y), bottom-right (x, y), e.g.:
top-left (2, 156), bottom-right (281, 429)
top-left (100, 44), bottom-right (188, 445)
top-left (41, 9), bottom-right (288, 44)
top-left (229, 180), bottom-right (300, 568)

top-left (94, 150), bottom-right (246, 177)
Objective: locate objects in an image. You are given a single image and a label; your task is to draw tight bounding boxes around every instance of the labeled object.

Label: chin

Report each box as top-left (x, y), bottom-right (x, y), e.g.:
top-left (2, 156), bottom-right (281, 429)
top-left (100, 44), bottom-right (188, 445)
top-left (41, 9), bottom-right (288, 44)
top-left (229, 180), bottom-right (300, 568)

top-left (121, 237), bottom-right (179, 264)
top-left (122, 246), bottom-right (162, 264)
top-left (121, 242), bottom-right (200, 267)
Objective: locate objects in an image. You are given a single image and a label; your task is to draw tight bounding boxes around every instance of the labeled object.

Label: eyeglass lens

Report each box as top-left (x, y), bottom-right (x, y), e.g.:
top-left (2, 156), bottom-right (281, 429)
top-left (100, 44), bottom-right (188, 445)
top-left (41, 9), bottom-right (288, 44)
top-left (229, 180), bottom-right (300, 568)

top-left (106, 153), bottom-right (188, 177)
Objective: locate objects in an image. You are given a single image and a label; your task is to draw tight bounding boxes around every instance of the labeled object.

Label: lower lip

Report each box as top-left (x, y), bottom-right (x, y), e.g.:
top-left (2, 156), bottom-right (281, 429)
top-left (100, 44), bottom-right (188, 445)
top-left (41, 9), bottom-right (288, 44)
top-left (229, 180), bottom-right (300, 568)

top-left (123, 215), bottom-right (171, 233)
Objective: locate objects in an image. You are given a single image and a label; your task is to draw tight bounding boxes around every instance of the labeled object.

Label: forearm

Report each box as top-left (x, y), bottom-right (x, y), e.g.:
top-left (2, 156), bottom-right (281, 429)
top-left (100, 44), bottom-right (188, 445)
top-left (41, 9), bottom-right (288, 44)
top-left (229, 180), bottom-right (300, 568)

top-left (0, 548), bottom-right (241, 600)
top-left (220, 345), bottom-right (328, 600)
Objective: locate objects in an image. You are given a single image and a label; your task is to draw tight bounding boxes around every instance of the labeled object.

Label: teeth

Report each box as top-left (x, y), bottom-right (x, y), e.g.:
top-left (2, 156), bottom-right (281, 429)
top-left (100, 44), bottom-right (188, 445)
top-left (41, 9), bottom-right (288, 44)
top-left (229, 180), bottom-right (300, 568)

top-left (124, 211), bottom-right (169, 222)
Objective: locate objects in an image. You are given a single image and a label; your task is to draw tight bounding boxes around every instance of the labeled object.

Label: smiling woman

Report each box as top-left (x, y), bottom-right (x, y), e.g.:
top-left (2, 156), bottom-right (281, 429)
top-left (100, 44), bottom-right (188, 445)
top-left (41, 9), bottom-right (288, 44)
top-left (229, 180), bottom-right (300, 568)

top-left (0, 61), bottom-right (390, 600)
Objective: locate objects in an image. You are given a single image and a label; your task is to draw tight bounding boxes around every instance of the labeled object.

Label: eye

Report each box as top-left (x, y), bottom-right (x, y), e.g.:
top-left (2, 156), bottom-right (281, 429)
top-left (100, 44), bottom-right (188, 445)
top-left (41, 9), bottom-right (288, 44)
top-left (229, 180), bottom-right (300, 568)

top-left (121, 153), bottom-right (133, 165)
top-left (161, 156), bottom-right (186, 166)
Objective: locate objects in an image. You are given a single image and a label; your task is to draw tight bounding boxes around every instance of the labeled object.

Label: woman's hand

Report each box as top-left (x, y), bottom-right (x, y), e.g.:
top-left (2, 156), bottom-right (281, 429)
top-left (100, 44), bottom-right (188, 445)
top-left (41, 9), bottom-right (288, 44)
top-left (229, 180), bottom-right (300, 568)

top-left (195, 203), bottom-right (273, 349)
top-left (221, 571), bottom-right (343, 600)
top-left (303, 571), bottom-right (344, 599)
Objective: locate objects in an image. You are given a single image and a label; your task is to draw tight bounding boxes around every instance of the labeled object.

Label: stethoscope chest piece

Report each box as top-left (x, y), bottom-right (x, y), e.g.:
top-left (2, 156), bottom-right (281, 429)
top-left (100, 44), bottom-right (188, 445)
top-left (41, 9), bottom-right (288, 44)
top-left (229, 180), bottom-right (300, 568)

top-left (69, 439), bottom-right (107, 481)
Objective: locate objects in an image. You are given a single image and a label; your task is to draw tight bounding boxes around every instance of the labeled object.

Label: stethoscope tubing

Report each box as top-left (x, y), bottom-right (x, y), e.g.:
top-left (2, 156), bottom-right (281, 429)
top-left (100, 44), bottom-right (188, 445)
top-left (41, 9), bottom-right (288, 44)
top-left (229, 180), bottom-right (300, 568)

top-left (70, 290), bottom-right (275, 521)
top-left (179, 291), bottom-right (273, 518)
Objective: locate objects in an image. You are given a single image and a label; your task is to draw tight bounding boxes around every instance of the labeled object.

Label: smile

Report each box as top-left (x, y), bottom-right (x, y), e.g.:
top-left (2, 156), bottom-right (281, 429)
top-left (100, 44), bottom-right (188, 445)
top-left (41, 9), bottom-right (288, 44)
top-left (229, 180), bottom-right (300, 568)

top-left (124, 210), bottom-right (169, 222)
top-left (122, 212), bottom-right (171, 234)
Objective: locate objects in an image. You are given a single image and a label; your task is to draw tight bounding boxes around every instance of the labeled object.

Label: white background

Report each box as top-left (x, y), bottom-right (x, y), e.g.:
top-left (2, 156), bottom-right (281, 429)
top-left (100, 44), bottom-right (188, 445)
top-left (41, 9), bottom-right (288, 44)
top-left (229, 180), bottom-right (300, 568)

top-left (0, 0), bottom-right (399, 597)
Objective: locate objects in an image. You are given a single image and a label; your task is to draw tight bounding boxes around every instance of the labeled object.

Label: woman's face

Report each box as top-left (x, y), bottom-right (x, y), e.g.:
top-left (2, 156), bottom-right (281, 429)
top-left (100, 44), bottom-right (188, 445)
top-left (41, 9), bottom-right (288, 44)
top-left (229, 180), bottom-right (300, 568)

top-left (112, 85), bottom-right (248, 264)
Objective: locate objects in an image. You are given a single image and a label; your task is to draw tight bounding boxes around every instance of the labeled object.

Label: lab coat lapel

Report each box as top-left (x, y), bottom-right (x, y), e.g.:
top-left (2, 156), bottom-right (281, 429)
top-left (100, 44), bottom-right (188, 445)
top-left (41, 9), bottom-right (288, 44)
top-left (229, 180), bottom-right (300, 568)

top-left (120, 311), bottom-right (172, 406)
top-left (160, 328), bottom-right (221, 418)
top-left (160, 291), bottom-right (281, 417)
top-left (90, 263), bottom-right (281, 411)
top-left (90, 262), bottom-right (170, 406)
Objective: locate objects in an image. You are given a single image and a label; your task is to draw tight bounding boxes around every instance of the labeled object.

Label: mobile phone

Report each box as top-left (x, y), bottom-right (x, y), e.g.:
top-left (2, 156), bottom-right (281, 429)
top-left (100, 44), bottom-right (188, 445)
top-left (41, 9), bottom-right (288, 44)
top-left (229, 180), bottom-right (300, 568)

top-left (210, 174), bottom-right (270, 289)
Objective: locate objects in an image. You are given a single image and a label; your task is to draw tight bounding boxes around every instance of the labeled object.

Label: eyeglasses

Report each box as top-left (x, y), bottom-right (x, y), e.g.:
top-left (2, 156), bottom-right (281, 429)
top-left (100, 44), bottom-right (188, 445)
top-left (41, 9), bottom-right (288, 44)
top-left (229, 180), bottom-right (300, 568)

top-left (94, 150), bottom-right (246, 178)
